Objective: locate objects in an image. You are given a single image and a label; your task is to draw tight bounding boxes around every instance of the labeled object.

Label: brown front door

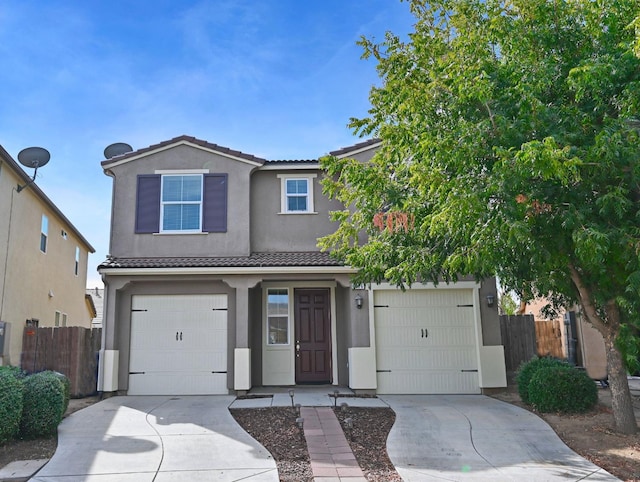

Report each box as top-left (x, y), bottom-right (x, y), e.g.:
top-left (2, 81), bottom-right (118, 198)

top-left (295, 289), bottom-right (331, 383)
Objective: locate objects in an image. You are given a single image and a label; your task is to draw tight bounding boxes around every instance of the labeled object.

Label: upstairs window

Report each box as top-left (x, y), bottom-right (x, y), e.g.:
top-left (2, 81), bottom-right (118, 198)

top-left (40, 215), bottom-right (48, 253)
top-left (278, 174), bottom-right (317, 214)
top-left (135, 173), bottom-right (227, 234)
top-left (161, 175), bottom-right (202, 232)
top-left (74, 246), bottom-right (80, 276)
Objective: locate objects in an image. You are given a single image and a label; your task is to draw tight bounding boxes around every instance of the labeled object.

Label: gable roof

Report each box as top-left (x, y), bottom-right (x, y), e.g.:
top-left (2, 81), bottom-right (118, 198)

top-left (0, 145), bottom-right (95, 253)
top-left (329, 138), bottom-right (381, 158)
top-left (101, 135), bottom-right (268, 170)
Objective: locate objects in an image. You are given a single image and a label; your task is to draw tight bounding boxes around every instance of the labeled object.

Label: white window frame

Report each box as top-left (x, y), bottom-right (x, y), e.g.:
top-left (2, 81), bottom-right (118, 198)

top-left (40, 215), bottom-right (48, 253)
top-left (54, 311), bottom-right (61, 327)
top-left (159, 173), bottom-right (204, 233)
top-left (266, 287), bottom-right (290, 346)
top-left (62, 313), bottom-right (68, 327)
top-left (277, 174), bottom-right (317, 214)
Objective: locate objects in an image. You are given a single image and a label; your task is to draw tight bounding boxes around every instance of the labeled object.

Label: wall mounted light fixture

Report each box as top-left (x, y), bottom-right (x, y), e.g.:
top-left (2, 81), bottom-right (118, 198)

top-left (486, 294), bottom-right (495, 307)
top-left (354, 293), bottom-right (363, 309)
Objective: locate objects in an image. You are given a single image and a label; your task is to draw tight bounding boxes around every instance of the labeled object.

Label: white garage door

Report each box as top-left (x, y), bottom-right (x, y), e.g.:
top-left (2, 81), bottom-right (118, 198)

top-left (128, 294), bottom-right (228, 395)
top-left (374, 288), bottom-right (480, 394)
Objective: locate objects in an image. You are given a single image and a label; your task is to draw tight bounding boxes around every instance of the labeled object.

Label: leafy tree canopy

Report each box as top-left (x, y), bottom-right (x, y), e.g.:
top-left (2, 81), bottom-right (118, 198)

top-left (320, 0), bottom-right (640, 433)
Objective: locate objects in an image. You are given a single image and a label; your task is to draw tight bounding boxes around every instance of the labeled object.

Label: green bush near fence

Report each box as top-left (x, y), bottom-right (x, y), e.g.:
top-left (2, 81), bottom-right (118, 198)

top-left (516, 356), bottom-right (571, 404)
top-left (0, 367), bottom-right (24, 443)
top-left (528, 365), bottom-right (598, 413)
top-left (19, 371), bottom-right (67, 439)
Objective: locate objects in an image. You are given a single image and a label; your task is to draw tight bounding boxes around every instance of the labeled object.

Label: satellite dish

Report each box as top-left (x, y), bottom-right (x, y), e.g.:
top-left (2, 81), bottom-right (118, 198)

top-left (104, 142), bottom-right (133, 159)
top-left (17, 147), bottom-right (50, 169)
top-left (16, 146), bottom-right (50, 192)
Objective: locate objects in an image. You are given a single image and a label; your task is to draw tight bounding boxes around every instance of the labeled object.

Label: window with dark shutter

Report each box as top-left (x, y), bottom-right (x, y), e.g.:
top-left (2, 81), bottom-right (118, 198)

top-left (135, 175), bottom-right (161, 233)
top-left (203, 173), bottom-right (228, 232)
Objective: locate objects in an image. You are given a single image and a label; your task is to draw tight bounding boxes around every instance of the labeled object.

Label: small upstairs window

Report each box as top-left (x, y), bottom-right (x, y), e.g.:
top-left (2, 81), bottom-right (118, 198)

top-left (74, 246), bottom-right (80, 276)
top-left (40, 215), bottom-right (48, 253)
top-left (278, 174), bottom-right (317, 214)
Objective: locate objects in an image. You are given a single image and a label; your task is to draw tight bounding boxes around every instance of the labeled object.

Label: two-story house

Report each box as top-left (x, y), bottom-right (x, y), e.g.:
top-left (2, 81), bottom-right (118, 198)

top-left (0, 145), bottom-right (95, 367)
top-left (97, 135), bottom-right (506, 396)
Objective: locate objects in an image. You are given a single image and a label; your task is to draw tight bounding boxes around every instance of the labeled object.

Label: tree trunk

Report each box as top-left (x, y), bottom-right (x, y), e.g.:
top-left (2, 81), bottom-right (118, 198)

top-left (571, 266), bottom-right (638, 434)
top-left (602, 303), bottom-right (638, 435)
top-left (603, 337), bottom-right (637, 434)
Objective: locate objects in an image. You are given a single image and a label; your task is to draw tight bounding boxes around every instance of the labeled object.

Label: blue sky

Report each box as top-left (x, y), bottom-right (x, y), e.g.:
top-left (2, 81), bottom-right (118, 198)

top-left (0, 1), bottom-right (415, 287)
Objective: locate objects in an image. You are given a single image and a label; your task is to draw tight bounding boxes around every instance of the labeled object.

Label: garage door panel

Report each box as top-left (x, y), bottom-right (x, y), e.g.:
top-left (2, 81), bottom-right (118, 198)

top-left (129, 294), bottom-right (228, 395)
top-left (129, 373), bottom-right (227, 396)
top-left (374, 288), bottom-right (480, 394)
top-left (376, 307), bottom-right (473, 326)
top-left (375, 289), bottom-right (473, 308)
top-left (377, 371), bottom-right (479, 394)
top-left (377, 348), bottom-right (477, 370)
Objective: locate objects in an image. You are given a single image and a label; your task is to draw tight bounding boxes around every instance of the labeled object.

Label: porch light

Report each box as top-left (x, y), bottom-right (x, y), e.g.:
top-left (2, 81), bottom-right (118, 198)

top-left (354, 293), bottom-right (363, 309)
top-left (486, 294), bottom-right (495, 307)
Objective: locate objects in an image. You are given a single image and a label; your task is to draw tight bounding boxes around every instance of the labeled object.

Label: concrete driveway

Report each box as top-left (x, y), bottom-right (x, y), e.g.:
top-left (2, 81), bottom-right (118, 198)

top-left (29, 392), bottom-right (621, 481)
top-left (380, 395), bottom-right (619, 481)
top-left (32, 395), bottom-right (278, 481)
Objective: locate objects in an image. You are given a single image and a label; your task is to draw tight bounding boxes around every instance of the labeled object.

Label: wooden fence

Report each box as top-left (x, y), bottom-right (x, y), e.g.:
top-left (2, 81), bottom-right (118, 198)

top-left (500, 314), bottom-right (537, 373)
top-left (500, 315), bottom-right (565, 373)
top-left (535, 319), bottom-right (564, 359)
top-left (21, 326), bottom-right (101, 397)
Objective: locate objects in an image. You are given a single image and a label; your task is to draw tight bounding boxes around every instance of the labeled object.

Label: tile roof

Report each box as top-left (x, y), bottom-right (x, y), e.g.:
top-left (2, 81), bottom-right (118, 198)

top-left (101, 135), bottom-right (268, 166)
top-left (329, 138), bottom-right (381, 157)
top-left (98, 252), bottom-right (344, 269)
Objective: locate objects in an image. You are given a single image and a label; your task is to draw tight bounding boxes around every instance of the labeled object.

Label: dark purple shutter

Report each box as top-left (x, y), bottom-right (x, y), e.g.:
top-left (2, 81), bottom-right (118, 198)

top-left (203, 173), bottom-right (227, 232)
top-left (135, 175), bottom-right (161, 233)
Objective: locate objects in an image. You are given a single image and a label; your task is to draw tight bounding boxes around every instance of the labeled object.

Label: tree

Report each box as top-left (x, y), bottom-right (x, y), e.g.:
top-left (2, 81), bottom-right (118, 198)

top-left (320, 0), bottom-right (640, 434)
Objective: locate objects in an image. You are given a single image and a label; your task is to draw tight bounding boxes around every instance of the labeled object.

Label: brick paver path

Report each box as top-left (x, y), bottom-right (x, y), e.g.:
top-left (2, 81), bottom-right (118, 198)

top-left (300, 407), bottom-right (367, 481)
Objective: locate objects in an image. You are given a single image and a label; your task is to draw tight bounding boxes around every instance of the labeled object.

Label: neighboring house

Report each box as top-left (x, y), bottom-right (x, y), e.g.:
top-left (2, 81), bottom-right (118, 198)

top-left (86, 287), bottom-right (104, 327)
top-left (0, 145), bottom-right (95, 367)
top-left (97, 135), bottom-right (506, 396)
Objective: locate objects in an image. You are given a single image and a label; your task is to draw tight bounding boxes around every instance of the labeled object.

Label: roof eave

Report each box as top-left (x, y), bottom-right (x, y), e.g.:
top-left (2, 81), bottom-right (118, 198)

top-left (98, 266), bottom-right (358, 276)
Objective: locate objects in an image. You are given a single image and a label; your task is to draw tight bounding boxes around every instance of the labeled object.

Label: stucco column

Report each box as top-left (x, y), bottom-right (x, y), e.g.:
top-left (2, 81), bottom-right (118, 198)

top-left (222, 276), bottom-right (261, 348)
top-left (222, 276), bottom-right (260, 391)
top-left (98, 276), bottom-right (129, 393)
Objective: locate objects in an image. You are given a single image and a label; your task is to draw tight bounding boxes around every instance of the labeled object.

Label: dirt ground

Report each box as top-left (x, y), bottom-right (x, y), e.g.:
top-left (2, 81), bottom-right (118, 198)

top-left (1, 390), bottom-right (639, 481)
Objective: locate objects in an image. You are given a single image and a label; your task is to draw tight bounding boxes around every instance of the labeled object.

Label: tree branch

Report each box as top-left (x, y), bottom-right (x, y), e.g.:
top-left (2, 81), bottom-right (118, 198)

top-left (568, 263), bottom-right (609, 337)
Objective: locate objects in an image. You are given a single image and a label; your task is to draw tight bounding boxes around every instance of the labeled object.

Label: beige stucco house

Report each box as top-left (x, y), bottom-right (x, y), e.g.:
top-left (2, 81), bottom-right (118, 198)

top-left (0, 145), bottom-right (95, 367)
top-left (97, 136), bottom-right (506, 396)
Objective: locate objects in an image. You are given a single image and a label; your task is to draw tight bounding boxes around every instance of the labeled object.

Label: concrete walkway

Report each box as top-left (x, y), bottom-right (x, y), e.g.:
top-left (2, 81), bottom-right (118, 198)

top-left (31, 395), bottom-right (278, 481)
top-left (380, 394), bottom-right (619, 481)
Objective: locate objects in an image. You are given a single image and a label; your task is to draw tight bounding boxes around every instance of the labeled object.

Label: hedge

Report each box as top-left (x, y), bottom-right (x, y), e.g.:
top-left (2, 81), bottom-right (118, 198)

top-left (0, 367), bottom-right (24, 443)
top-left (19, 371), bottom-right (67, 439)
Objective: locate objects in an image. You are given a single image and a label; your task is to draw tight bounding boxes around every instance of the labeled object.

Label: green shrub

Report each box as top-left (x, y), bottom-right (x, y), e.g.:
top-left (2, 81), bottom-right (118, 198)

top-left (0, 368), bottom-right (24, 443)
top-left (52, 372), bottom-right (71, 417)
top-left (528, 365), bottom-right (598, 413)
top-left (19, 371), bottom-right (66, 439)
top-left (516, 356), bottom-right (570, 404)
top-left (0, 365), bottom-right (26, 379)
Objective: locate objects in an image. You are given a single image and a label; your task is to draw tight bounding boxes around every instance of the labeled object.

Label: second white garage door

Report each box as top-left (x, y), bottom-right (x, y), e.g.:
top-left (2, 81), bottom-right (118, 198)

top-left (374, 288), bottom-right (480, 394)
top-left (128, 294), bottom-right (228, 395)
